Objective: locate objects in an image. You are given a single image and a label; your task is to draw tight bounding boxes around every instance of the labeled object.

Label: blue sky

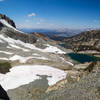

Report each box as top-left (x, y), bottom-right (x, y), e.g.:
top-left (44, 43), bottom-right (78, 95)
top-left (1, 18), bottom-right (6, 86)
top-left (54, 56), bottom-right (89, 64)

top-left (0, 0), bottom-right (100, 29)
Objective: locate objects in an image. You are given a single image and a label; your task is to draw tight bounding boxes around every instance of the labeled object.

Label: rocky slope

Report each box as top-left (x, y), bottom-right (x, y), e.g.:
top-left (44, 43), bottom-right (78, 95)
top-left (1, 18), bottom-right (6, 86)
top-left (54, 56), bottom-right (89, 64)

top-left (64, 30), bottom-right (100, 56)
top-left (0, 14), bottom-right (100, 100)
top-left (0, 14), bottom-right (74, 100)
top-left (0, 14), bottom-right (16, 28)
top-left (46, 61), bottom-right (100, 100)
top-left (7, 61), bottom-right (100, 100)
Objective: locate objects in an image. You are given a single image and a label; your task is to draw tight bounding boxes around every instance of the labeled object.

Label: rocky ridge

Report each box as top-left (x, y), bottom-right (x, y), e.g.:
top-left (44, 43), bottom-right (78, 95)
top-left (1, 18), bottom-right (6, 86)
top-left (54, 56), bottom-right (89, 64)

top-left (0, 14), bottom-right (16, 28)
top-left (64, 30), bottom-right (100, 56)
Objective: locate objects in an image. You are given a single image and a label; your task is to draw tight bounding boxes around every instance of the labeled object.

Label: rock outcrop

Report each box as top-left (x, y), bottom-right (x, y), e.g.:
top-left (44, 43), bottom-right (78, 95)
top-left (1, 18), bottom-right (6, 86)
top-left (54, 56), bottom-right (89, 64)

top-left (7, 61), bottom-right (100, 100)
top-left (46, 61), bottom-right (100, 100)
top-left (0, 85), bottom-right (9, 100)
top-left (64, 30), bottom-right (100, 54)
top-left (0, 14), bottom-right (16, 28)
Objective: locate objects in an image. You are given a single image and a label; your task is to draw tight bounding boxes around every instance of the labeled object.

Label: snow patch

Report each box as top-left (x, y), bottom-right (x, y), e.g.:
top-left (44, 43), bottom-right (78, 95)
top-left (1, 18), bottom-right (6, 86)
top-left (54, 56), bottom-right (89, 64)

top-left (9, 44), bottom-right (30, 52)
top-left (9, 44), bottom-right (22, 49)
top-left (0, 19), bottom-right (24, 33)
top-left (32, 53), bottom-right (40, 56)
top-left (0, 65), bottom-right (67, 91)
top-left (0, 51), bottom-right (13, 55)
top-left (0, 35), bottom-right (16, 44)
top-left (9, 55), bottom-right (49, 63)
top-left (43, 44), bottom-right (66, 54)
top-left (60, 57), bottom-right (74, 66)
top-left (0, 58), bottom-right (8, 60)
top-left (9, 55), bottom-right (33, 63)
top-left (0, 34), bottom-right (65, 54)
top-left (32, 56), bottom-right (49, 60)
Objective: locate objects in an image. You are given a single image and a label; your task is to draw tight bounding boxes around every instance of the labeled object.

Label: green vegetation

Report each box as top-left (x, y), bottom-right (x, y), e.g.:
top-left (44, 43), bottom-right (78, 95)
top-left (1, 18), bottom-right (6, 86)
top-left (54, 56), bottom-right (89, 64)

top-left (0, 61), bottom-right (11, 74)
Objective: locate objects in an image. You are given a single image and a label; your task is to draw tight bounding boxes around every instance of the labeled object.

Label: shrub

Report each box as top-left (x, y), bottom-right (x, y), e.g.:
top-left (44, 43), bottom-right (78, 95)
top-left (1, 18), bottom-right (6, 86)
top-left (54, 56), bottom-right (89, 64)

top-left (0, 61), bottom-right (11, 74)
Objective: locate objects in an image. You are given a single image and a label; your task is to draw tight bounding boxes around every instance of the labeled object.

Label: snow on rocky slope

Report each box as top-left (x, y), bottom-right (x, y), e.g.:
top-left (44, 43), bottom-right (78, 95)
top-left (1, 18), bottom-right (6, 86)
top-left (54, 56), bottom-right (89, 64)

top-left (0, 33), bottom-right (70, 64)
top-left (0, 33), bottom-right (65, 54)
top-left (0, 19), bottom-right (23, 33)
top-left (0, 65), bottom-right (67, 91)
top-left (0, 15), bottom-right (73, 92)
top-left (0, 18), bottom-right (65, 54)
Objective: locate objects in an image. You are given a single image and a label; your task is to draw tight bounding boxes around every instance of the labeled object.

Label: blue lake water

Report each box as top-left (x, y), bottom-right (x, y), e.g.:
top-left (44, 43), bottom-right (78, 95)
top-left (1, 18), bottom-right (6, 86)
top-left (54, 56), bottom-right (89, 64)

top-left (59, 43), bottom-right (100, 63)
top-left (67, 53), bottom-right (100, 63)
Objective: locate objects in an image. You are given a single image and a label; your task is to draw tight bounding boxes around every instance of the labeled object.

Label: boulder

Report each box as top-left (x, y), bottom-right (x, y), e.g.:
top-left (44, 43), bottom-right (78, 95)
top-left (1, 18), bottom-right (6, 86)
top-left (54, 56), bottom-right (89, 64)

top-left (0, 85), bottom-right (9, 100)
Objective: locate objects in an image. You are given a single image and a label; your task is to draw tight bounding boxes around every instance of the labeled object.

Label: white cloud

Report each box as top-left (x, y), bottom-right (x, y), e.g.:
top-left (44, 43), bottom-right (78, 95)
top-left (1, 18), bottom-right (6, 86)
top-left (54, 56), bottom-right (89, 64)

top-left (28, 13), bottom-right (36, 17)
top-left (0, 0), bottom-right (4, 2)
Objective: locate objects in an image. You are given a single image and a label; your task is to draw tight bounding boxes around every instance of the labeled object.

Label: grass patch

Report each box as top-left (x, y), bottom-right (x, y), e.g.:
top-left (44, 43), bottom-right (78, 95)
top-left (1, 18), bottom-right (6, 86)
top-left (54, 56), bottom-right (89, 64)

top-left (0, 61), bottom-right (12, 74)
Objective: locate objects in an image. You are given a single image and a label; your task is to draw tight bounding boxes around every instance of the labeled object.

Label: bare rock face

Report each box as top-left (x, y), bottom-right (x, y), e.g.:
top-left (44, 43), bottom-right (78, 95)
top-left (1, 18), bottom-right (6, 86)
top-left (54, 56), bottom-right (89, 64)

top-left (45, 61), bottom-right (100, 100)
top-left (0, 85), bottom-right (9, 100)
top-left (64, 30), bottom-right (100, 53)
top-left (0, 22), bottom-right (4, 30)
top-left (0, 14), bottom-right (16, 28)
top-left (0, 13), bottom-right (37, 44)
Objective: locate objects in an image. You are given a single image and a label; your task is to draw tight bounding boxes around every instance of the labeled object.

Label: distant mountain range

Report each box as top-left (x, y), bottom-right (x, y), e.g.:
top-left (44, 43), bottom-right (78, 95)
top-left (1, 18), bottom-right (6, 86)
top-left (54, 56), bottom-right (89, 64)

top-left (20, 27), bottom-right (98, 41)
top-left (19, 28), bottom-right (87, 41)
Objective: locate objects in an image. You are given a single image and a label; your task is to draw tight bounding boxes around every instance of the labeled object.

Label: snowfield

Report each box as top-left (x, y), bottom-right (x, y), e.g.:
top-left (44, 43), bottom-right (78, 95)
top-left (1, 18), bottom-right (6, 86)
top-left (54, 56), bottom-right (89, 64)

top-left (0, 34), bottom-right (65, 54)
top-left (9, 55), bottom-right (49, 63)
top-left (0, 65), bottom-right (67, 91)
top-left (0, 51), bottom-right (13, 55)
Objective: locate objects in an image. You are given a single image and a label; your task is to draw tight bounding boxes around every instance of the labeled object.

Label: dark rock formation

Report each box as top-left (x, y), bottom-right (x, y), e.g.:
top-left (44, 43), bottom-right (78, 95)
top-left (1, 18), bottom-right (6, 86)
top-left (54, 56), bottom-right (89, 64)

top-left (0, 14), bottom-right (16, 28)
top-left (0, 22), bottom-right (4, 30)
top-left (2, 28), bottom-right (37, 44)
top-left (0, 85), bottom-right (9, 100)
top-left (0, 13), bottom-right (37, 44)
